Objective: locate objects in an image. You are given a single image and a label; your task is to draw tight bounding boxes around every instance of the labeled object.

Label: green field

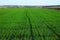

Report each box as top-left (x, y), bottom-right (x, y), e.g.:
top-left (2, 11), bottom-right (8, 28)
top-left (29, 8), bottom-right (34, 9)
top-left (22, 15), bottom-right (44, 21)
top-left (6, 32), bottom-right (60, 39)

top-left (0, 8), bottom-right (60, 40)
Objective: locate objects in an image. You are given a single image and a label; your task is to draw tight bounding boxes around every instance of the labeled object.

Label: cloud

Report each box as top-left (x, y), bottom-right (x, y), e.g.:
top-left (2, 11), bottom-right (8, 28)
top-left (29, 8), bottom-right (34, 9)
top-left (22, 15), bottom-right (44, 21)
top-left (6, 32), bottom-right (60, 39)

top-left (0, 0), bottom-right (60, 5)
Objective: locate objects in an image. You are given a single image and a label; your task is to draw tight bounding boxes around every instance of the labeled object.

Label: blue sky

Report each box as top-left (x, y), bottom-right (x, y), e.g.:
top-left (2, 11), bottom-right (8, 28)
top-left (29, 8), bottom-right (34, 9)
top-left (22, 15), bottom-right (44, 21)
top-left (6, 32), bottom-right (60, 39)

top-left (0, 0), bottom-right (60, 5)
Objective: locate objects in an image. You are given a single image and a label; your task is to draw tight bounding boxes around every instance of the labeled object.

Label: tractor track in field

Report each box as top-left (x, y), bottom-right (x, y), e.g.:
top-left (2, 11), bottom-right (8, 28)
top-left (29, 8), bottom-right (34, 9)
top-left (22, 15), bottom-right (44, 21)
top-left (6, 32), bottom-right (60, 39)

top-left (41, 19), bottom-right (60, 40)
top-left (26, 10), bottom-right (34, 40)
top-left (39, 16), bottom-right (60, 40)
top-left (25, 9), bottom-right (46, 40)
top-left (36, 26), bottom-right (45, 40)
top-left (36, 27), bottom-right (45, 40)
top-left (45, 23), bottom-right (60, 40)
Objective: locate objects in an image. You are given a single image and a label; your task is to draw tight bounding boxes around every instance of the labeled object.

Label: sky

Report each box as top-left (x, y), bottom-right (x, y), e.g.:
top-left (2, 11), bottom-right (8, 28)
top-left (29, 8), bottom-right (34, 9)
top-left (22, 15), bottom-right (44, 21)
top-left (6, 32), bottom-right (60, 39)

top-left (0, 0), bottom-right (60, 6)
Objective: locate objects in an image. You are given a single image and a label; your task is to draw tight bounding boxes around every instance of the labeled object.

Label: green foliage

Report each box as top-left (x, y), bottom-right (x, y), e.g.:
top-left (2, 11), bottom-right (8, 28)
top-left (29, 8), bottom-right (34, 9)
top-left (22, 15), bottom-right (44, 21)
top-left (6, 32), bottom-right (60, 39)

top-left (0, 8), bottom-right (60, 40)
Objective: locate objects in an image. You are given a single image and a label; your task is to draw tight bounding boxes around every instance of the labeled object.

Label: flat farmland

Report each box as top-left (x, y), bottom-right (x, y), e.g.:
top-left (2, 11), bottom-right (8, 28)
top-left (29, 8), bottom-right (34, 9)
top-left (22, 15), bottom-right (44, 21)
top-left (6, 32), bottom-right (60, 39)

top-left (0, 8), bottom-right (60, 40)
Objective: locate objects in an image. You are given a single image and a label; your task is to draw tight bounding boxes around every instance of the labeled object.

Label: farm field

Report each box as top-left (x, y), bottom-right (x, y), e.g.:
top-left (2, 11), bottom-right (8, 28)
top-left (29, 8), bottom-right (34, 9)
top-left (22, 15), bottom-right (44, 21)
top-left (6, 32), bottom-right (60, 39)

top-left (0, 8), bottom-right (60, 40)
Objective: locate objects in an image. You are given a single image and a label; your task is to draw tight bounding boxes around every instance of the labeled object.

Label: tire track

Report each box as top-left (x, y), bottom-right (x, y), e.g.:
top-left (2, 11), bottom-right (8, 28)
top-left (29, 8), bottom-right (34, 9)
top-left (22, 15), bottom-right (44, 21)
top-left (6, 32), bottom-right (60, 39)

top-left (41, 18), bottom-right (60, 40)
top-left (25, 9), bottom-right (34, 40)
top-left (36, 26), bottom-right (45, 40)
top-left (45, 23), bottom-right (60, 40)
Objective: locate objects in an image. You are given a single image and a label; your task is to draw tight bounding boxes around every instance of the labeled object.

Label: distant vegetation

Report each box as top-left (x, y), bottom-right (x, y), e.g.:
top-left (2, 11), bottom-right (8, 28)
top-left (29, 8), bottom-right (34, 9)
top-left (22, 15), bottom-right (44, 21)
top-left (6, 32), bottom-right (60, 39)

top-left (42, 5), bottom-right (60, 10)
top-left (0, 5), bottom-right (60, 10)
